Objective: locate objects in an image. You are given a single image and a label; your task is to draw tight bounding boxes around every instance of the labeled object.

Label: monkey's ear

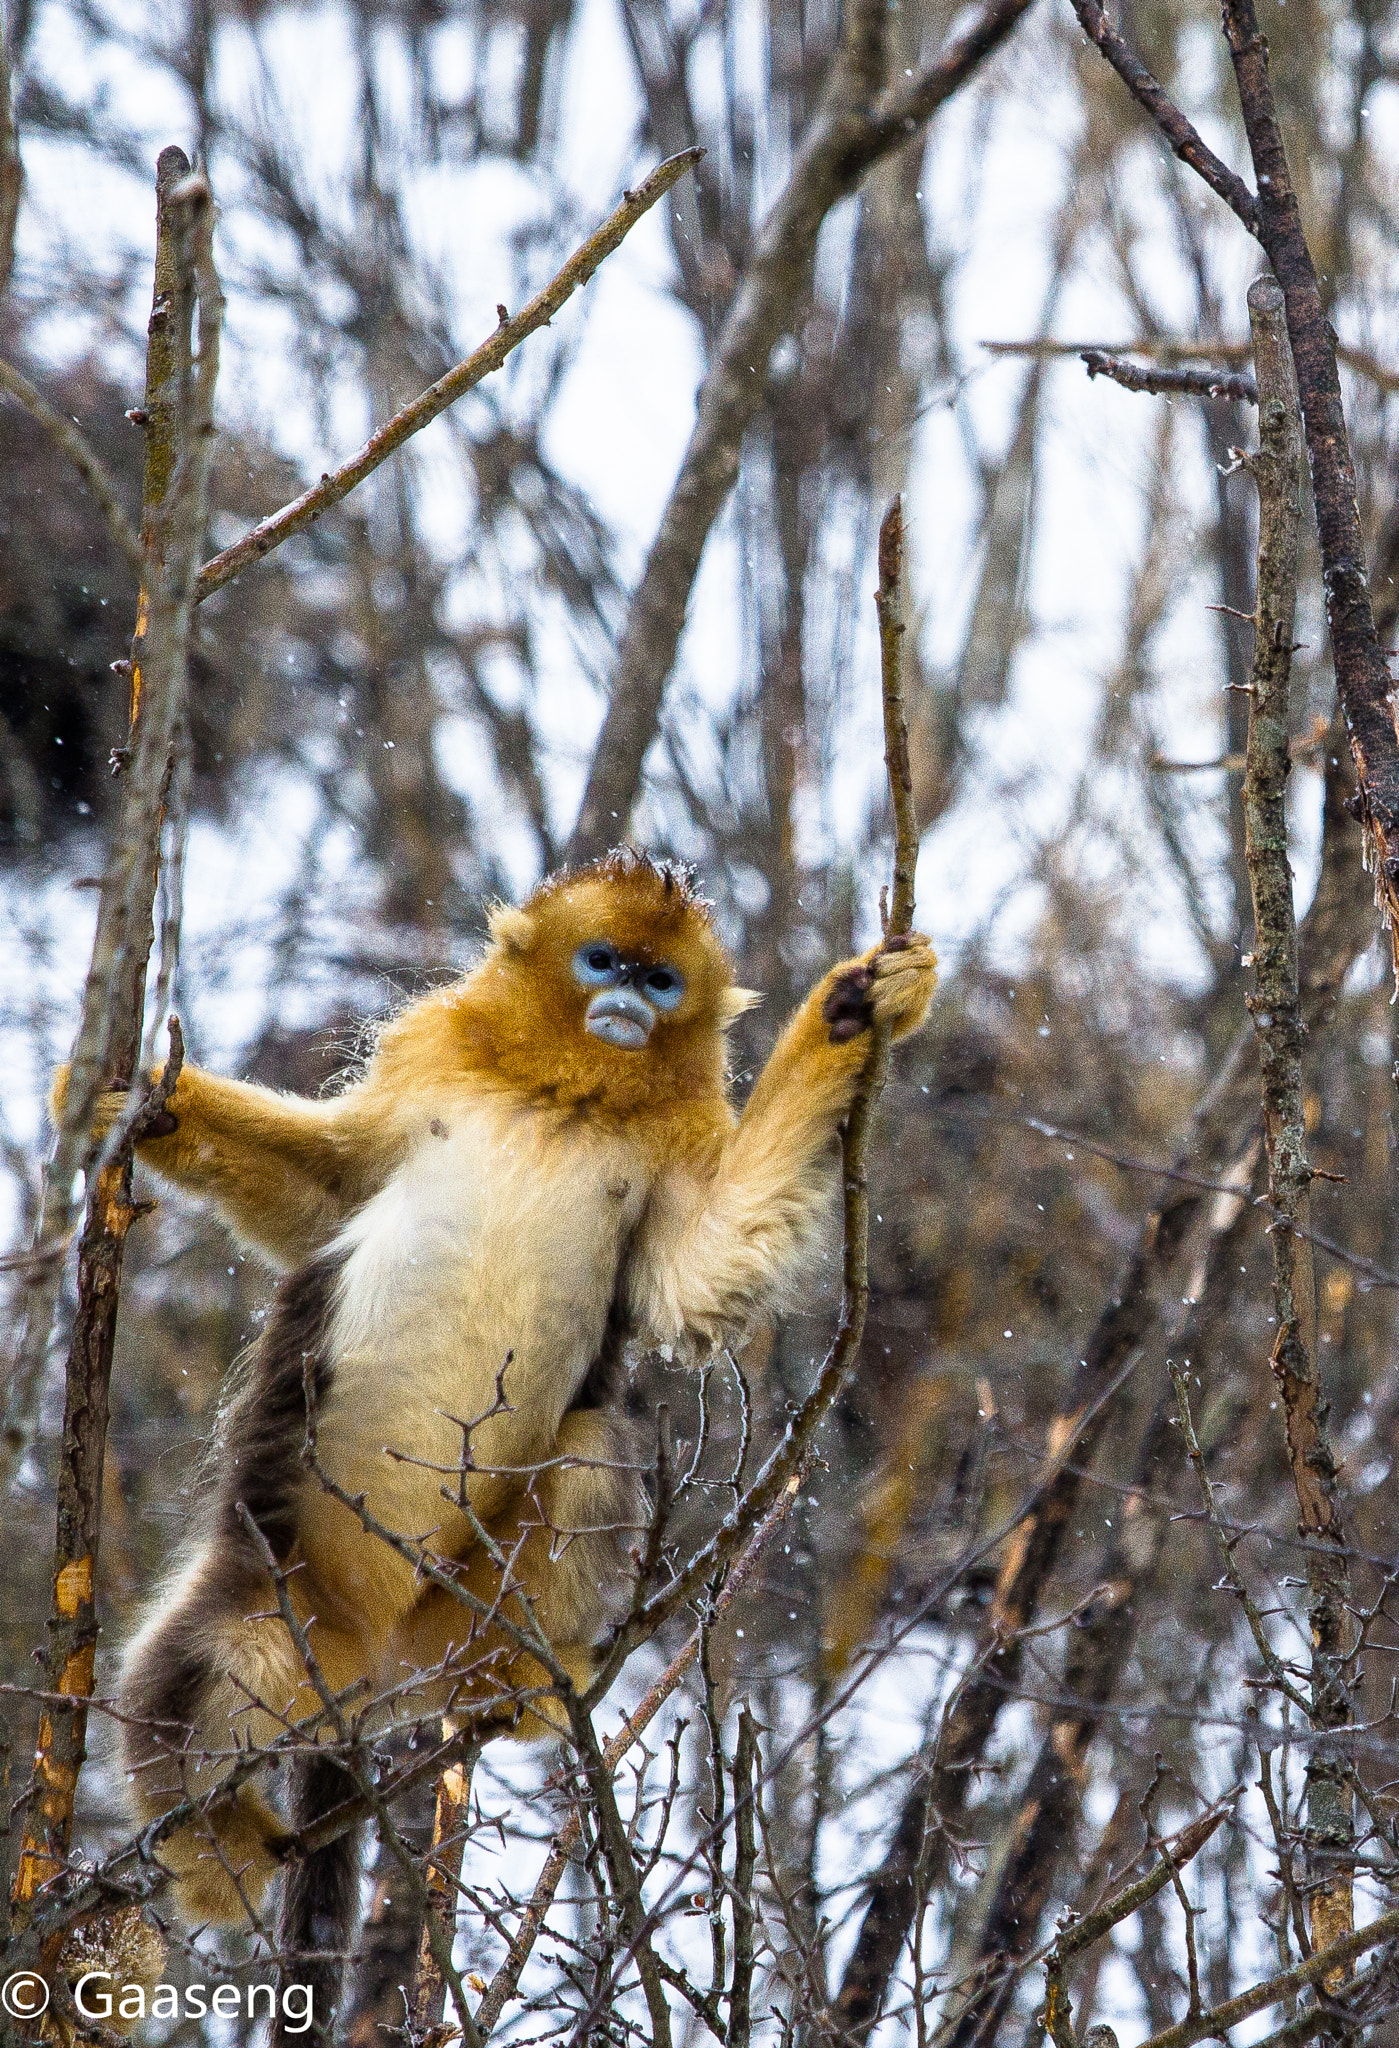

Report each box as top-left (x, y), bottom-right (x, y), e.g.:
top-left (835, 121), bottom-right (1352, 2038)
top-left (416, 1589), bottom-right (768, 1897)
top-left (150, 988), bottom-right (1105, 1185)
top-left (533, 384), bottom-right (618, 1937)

top-left (718, 986), bottom-right (762, 1026)
top-left (488, 904), bottom-right (538, 955)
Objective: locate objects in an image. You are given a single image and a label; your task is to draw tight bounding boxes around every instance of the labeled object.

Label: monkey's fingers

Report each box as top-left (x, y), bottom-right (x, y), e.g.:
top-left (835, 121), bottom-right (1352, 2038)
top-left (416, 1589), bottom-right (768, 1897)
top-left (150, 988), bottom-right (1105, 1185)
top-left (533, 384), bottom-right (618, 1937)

top-left (84, 1089), bottom-right (134, 1141)
top-left (822, 963), bottom-right (877, 1043)
top-left (820, 933), bottom-right (936, 1044)
top-left (868, 933), bottom-right (937, 1038)
top-left (48, 1063), bottom-right (119, 1133)
top-left (47, 1067), bottom-right (179, 1142)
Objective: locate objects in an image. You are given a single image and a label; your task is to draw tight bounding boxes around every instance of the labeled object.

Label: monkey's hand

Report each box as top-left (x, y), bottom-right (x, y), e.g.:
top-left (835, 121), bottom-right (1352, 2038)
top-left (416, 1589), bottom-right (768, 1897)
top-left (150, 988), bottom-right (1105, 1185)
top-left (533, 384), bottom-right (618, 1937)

top-left (49, 1064), bottom-right (180, 1143)
top-left (821, 932), bottom-right (937, 1045)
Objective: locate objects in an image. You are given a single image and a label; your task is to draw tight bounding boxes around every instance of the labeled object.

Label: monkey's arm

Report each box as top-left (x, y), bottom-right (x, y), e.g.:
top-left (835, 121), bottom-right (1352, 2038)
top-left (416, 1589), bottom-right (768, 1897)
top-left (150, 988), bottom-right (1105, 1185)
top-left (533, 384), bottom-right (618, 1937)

top-left (633, 934), bottom-right (936, 1349)
top-left (52, 1062), bottom-right (396, 1270)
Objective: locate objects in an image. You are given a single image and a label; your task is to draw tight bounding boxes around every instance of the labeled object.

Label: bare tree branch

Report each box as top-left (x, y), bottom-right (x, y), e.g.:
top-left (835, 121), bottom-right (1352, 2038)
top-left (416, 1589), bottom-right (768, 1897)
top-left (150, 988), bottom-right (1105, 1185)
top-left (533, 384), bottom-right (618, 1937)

top-left (1, 147), bottom-right (212, 1496)
top-left (1242, 272), bottom-right (1354, 1964)
top-left (1071, 0), bottom-right (1399, 977)
top-left (1066, 0), bottom-right (1259, 233)
top-left (9, 151), bottom-right (220, 1931)
top-left (1081, 348), bottom-right (1258, 404)
top-left (1119, 1905), bottom-right (1399, 2048)
top-left (0, 354), bottom-right (143, 573)
top-left (192, 150), bottom-right (702, 604)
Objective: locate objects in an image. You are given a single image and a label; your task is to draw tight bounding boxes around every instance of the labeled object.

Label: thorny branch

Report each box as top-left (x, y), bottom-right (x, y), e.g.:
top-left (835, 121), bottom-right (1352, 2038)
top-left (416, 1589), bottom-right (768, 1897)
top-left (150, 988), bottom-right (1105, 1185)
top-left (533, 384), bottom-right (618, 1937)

top-left (1124, 1906), bottom-right (1399, 2048)
top-left (1041, 1803), bottom-right (1233, 2048)
top-left (470, 1477), bottom-right (800, 2035)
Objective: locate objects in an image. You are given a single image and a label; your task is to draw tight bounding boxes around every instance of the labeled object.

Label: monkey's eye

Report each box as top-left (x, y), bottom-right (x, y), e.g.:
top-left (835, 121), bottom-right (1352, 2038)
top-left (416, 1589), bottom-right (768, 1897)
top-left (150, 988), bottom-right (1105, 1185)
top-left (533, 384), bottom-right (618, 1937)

top-left (572, 943), bottom-right (622, 988)
top-left (641, 965), bottom-right (685, 1011)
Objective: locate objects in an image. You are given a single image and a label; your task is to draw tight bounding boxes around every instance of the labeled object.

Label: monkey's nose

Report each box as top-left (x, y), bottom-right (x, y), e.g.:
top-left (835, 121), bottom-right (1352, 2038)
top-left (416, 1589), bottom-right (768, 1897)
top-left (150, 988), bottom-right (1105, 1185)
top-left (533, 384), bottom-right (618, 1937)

top-left (585, 988), bottom-right (655, 1050)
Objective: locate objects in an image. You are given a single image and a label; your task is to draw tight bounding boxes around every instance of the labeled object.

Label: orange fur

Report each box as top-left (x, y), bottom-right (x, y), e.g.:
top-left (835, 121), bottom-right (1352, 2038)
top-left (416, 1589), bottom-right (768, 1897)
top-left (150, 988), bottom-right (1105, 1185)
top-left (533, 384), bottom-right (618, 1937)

top-left (87, 851), bottom-right (935, 1939)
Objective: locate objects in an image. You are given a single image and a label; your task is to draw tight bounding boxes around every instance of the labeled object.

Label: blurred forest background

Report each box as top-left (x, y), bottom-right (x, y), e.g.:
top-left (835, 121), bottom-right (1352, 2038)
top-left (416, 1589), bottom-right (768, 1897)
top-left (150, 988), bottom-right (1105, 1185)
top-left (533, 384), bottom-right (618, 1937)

top-left (6, 0), bottom-right (1399, 2040)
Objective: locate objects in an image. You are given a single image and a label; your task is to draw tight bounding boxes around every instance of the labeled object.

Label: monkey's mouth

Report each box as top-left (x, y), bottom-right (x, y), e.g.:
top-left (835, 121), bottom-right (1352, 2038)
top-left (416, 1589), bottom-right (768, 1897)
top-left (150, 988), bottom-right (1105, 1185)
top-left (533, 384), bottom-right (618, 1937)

top-left (585, 989), bottom-right (655, 1051)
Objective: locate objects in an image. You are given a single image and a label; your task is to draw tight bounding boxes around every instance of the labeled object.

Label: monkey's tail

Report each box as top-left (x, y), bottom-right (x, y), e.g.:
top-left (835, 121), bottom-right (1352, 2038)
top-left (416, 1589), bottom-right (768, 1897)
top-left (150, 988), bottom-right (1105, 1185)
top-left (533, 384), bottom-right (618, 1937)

top-left (275, 1752), bottom-right (366, 2048)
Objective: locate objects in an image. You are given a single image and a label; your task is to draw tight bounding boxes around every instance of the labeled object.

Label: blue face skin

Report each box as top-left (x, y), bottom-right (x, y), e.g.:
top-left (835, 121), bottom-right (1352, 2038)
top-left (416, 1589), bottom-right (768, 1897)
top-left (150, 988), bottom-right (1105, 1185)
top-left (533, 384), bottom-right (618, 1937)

top-left (572, 943), bottom-right (686, 1050)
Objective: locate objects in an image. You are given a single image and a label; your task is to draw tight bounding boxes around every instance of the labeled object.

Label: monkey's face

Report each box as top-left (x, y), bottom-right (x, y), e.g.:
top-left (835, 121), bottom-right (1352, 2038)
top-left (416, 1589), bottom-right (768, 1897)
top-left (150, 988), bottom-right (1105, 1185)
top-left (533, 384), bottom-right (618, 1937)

top-left (481, 855), bottom-right (753, 1095)
top-left (570, 940), bottom-right (686, 1051)
top-left (531, 866), bottom-right (730, 1055)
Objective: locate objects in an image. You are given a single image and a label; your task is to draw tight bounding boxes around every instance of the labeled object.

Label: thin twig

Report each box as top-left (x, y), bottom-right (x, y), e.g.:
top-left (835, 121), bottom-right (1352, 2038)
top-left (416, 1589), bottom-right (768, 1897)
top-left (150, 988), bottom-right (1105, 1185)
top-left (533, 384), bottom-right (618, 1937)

top-left (1123, 1906), bottom-right (1399, 2048)
top-left (192, 150), bottom-right (701, 604)
top-left (0, 355), bottom-right (143, 573)
top-left (729, 1706), bottom-right (758, 2048)
top-left (986, 334), bottom-right (1399, 392)
top-left (876, 498), bottom-right (919, 932)
top-left (1081, 348), bottom-right (1258, 404)
top-left (471, 1478), bottom-right (799, 2036)
top-left (1041, 1804), bottom-right (1232, 2046)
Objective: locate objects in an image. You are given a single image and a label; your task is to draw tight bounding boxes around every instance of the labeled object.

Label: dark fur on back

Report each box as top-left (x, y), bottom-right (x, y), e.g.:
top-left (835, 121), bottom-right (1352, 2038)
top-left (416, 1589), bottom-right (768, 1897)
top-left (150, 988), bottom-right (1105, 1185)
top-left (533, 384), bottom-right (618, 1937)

top-left (117, 1251), bottom-right (353, 1973)
top-left (126, 1254), bottom-right (343, 1730)
top-left (215, 1249), bottom-right (343, 1559)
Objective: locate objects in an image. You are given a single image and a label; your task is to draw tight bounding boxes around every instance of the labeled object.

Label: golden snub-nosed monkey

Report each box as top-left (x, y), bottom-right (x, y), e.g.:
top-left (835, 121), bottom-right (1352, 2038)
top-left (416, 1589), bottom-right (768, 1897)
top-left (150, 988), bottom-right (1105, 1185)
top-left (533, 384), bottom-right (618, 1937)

top-left (61, 850), bottom-right (934, 2016)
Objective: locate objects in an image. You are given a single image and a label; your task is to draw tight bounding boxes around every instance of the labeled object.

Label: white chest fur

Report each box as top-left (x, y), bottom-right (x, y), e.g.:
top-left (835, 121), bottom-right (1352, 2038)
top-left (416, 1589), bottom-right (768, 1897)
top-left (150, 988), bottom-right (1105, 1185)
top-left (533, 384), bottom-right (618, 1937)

top-left (310, 1100), bottom-right (649, 1537)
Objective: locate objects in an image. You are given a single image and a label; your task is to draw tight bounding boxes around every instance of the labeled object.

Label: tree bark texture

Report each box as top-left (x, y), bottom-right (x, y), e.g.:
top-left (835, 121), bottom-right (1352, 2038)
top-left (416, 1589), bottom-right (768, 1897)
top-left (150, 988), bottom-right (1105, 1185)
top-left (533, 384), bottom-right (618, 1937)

top-left (1242, 274), bottom-right (1354, 1967)
top-left (1072, 0), bottom-right (1399, 975)
top-left (9, 150), bottom-right (220, 1941)
top-left (1221, 0), bottom-right (1399, 973)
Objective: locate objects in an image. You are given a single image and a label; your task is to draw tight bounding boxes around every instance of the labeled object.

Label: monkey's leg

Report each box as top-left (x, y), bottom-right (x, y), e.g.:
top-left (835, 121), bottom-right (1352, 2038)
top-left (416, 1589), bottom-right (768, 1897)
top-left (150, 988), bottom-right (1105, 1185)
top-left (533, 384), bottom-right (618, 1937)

top-left (118, 1547), bottom-right (371, 1929)
top-left (276, 1752), bottom-right (366, 2048)
top-left (515, 1408), bottom-right (646, 1661)
top-left (401, 1411), bottom-right (645, 1738)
